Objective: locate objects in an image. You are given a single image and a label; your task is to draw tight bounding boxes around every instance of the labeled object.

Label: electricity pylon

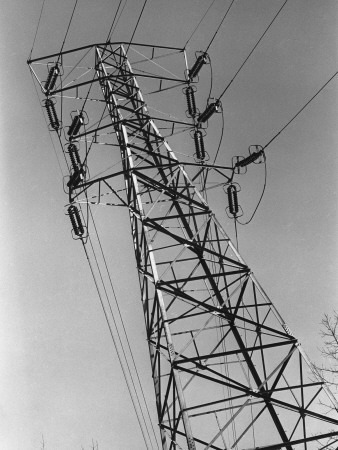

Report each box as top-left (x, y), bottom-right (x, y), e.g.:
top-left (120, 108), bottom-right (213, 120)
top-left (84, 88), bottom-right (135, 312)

top-left (28, 42), bottom-right (338, 450)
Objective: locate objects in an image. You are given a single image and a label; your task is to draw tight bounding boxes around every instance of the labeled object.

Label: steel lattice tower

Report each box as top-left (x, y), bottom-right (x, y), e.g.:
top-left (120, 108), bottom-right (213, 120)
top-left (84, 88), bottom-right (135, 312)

top-left (28, 43), bottom-right (338, 449)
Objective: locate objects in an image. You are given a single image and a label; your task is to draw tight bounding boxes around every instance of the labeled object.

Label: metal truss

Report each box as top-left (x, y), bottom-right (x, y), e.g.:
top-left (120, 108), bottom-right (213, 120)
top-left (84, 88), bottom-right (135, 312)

top-left (29, 42), bottom-right (338, 450)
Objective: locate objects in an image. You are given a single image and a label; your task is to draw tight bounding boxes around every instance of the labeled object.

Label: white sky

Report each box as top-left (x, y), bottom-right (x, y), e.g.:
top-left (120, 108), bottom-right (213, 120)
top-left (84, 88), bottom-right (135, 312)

top-left (1, 0), bottom-right (338, 448)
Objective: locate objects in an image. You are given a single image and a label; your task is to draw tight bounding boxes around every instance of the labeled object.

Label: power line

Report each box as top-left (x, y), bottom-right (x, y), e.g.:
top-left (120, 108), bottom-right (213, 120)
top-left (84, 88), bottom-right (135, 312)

top-left (205, 0), bottom-right (236, 53)
top-left (106, 0), bottom-right (124, 42)
top-left (110, 0), bottom-right (128, 39)
top-left (218, 0), bottom-right (289, 100)
top-left (88, 206), bottom-right (161, 449)
top-left (234, 69), bottom-right (338, 225)
top-left (29, 0), bottom-right (47, 59)
top-left (183, 0), bottom-right (217, 49)
top-left (58, 0), bottom-right (79, 59)
top-left (126, 0), bottom-right (148, 54)
top-left (263, 69), bottom-right (338, 151)
top-left (81, 239), bottom-right (153, 449)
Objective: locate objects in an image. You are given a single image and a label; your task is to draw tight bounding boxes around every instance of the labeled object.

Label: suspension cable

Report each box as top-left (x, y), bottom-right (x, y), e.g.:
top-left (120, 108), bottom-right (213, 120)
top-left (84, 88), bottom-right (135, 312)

top-left (81, 236), bottom-right (154, 450)
top-left (88, 206), bottom-right (161, 449)
top-left (205, 0), bottom-right (237, 53)
top-left (218, 0), bottom-right (289, 100)
top-left (263, 69), bottom-right (338, 151)
top-left (110, 0), bottom-right (128, 39)
top-left (58, 0), bottom-right (79, 61)
top-left (183, 0), bottom-right (217, 49)
top-left (126, 0), bottom-right (148, 54)
top-left (29, 0), bottom-right (47, 59)
top-left (106, 0), bottom-right (124, 42)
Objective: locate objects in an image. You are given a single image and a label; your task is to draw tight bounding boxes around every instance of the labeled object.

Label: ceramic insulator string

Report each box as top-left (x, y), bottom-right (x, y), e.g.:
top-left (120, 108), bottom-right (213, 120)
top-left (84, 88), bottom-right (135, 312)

top-left (188, 53), bottom-right (208, 81)
top-left (193, 130), bottom-right (205, 160)
top-left (68, 113), bottom-right (84, 138)
top-left (67, 143), bottom-right (85, 189)
top-left (68, 205), bottom-right (85, 237)
top-left (198, 100), bottom-right (220, 124)
top-left (235, 150), bottom-right (263, 168)
top-left (44, 65), bottom-right (60, 94)
top-left (68, 143), bottom-right (81, 171)
top-left (185, 86), bottom-right (197, 118)
top-left (227, 184), bottom-right (239, 217)
top-left (44, 98), bottom-right (60, 130)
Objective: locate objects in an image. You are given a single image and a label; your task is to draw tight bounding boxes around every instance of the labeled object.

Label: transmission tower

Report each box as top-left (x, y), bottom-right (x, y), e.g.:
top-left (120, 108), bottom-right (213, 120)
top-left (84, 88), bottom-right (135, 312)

top-left (28, 42), bottom-right (338, 449)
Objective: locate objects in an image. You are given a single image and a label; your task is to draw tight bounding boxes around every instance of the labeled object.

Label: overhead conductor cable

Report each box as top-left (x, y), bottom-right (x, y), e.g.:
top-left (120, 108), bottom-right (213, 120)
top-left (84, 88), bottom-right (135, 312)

top-left (217, 0), bottom-right (289, 101)
top-left (106, 0), bottom-right (124, 42)
top-left (263, 69), bottom-right (338, 151)
top-left (29, 0), bottom-right (47, 59)
top-left (235, 68), bottom-right (338, 226)
top-left (205, 0), bottom-right (236, 53)
top-left (58, 0), bottom-right (79, 61)
top-left (88, 208), bottom-right (160, 449)
top-left (81, 238), bottom-right (153, 450)
top-left (183, 0), bottom-right (217, 49)
top-left (126, 0), bottom-right (148, 54)
top-left (187, 0), bottom-right (236, 82)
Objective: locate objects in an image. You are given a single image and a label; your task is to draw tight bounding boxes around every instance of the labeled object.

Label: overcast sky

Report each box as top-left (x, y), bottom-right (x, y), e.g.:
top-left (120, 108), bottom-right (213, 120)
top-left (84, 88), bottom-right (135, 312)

top-left (1, 0), bottom-right (338, 448)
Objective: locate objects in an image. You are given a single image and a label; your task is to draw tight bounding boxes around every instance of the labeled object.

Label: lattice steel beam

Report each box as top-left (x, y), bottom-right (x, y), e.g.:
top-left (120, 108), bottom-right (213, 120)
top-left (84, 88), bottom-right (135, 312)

top-left (28, 42), bottom-right (338, 450)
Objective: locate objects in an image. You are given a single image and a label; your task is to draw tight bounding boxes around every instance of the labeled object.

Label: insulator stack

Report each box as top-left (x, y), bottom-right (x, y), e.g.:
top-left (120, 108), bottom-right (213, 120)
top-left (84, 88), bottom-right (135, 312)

top-left (198, 101), bottom-right (220, 124)
top-left (68, 143), bottom-right (82, 172)
top-left (185, 86), bottom-right (197, 117)
top-left (44, 65), bottom-right (60, 93)
top-left (227, 184), bottom-right (239, 217)
top-left (235, 150), bottom-right (264, 168)
top-left (188, 53), bottom-right (208, 81)
top-left (68, 113), bottom-right (84, 138)
top-left (68, 205), bottom-right (85, 237)
top-left (193, 130), bottom-right (205, 160)
top-left (67, 143), bottom-right (85, 189)
top-left (45, 98), bottom-right (60, 130)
